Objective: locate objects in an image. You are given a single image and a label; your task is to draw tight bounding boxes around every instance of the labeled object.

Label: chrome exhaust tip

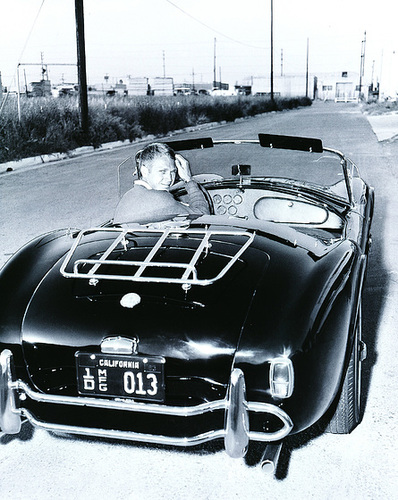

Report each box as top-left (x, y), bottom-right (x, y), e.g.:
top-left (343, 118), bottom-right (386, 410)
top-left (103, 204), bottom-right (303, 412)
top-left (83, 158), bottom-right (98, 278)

top-left (260, 441), bottom-right (283, 473)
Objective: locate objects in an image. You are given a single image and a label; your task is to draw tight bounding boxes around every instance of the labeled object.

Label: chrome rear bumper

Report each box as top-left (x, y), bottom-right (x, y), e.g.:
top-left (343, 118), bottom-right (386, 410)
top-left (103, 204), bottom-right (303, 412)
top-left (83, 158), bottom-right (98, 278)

top-left (0, 349), bottom-right (293, 457)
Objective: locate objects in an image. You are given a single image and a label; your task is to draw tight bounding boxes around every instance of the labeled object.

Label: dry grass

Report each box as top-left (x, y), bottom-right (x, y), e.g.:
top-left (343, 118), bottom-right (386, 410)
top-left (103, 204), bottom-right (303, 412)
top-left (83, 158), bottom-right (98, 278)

top-left (362, 100), bottom-right (398, 116)
top-left (0, 94), bottom-right (312, 163)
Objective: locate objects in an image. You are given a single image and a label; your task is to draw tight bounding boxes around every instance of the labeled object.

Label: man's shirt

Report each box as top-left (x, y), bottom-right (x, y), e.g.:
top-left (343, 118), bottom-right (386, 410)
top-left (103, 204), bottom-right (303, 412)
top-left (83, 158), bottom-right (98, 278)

top-left (114, 180), bottom-right (210, 224)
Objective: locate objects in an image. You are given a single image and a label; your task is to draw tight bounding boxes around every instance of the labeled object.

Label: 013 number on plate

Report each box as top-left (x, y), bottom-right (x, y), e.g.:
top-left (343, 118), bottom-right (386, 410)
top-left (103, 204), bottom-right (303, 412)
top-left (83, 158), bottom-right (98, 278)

top-left (76, 353), bottom-right (165, 402)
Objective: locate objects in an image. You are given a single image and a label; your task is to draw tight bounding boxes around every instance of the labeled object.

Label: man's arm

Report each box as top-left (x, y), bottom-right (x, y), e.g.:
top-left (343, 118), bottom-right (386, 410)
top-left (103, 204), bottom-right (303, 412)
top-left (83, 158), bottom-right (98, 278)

top-left (184, 180), bottom-right (211, 214)
top-left (114, 185), bottom-right (192, 224)
top-left (175, 154), bottom-right (211, 215)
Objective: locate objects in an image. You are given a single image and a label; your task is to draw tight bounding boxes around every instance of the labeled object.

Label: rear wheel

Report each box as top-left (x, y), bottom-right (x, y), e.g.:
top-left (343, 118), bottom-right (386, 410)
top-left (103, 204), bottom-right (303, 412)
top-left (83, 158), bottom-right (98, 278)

top-left (327, 304), bottom-right (365, 434)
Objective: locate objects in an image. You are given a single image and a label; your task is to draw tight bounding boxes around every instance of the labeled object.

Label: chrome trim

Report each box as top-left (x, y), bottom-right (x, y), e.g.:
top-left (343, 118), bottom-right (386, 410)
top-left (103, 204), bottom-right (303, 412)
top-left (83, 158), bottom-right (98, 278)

top-left (13, 379), bottom-right (293, 438)
top-left (323, 146), bottom-right (354, 206)
top-left (60, 227), bottom-right (255, 287)
top-left (3, 351), bottom-right (293, 455)
top-left (13, 380), bottom-right (226, 416)
top-left (261, 441), bottom-right (283, 473)
top-left (224, 368), bottom-right (249, 458)
top-left (13, 379), bottom-right (293, 449)
top-left (0, 350), bottom-right (21, 434)
top-left (100, 336), bottom-right (139, 355)
top-left (21, 409), bottom-right (226, 447)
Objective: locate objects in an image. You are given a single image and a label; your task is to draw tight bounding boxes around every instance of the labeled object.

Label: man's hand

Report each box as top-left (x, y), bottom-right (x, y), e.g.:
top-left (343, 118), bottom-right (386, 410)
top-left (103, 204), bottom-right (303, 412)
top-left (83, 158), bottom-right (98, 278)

top-left (175, 154), bottom-right (192, 183)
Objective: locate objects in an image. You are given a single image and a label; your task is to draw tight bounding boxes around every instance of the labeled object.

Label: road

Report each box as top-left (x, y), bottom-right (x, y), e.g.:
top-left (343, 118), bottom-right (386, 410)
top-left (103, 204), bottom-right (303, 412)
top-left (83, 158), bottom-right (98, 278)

top-left (0, 102), bottom-right (397, 499)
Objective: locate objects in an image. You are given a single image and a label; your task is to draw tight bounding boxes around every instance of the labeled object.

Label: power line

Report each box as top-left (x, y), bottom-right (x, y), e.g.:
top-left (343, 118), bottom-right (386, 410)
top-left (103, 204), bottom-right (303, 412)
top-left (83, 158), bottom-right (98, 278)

top-left (17, 0), bottom-right (47, 66)
top-left (164, 0), bottom-right (266, 49)
top-left (0, 0), bottom-right (46, 116)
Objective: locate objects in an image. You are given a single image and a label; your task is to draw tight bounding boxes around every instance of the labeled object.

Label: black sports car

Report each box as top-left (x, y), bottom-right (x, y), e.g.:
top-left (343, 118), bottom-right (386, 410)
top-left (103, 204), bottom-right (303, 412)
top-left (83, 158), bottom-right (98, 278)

top-left (0, 134), bottom-right (374, 472)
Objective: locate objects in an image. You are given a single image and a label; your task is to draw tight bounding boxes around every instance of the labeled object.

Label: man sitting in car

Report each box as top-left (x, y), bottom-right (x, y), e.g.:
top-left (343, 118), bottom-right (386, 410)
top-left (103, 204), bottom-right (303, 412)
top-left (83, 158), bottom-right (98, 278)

top-left (114, 142), bottom-right (210, 223)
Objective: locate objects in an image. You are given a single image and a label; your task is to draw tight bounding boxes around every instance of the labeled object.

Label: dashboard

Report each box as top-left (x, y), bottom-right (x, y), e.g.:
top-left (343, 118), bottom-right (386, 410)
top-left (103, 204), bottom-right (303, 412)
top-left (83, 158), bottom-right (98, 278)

top-left (207, 187), bottom-right (343, 229)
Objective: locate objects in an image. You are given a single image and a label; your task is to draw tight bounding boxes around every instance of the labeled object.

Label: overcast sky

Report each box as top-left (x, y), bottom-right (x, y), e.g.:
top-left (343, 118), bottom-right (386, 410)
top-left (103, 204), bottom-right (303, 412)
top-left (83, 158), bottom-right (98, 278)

top-left (1, 0), bottom-right (397, 89)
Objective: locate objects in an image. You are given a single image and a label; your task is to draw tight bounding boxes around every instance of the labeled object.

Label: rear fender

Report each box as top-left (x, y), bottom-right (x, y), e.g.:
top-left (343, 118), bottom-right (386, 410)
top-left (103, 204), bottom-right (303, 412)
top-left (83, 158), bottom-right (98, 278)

top-left (0, 230), bottom-right (76, 357)
top-left (233, 239), bottom-right (363, 433)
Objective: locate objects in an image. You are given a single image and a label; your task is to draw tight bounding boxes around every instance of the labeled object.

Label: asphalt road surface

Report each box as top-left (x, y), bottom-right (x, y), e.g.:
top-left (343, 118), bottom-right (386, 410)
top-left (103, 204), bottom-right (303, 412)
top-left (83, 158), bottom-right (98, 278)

top-left (1, 102), bottom-right (397, 499)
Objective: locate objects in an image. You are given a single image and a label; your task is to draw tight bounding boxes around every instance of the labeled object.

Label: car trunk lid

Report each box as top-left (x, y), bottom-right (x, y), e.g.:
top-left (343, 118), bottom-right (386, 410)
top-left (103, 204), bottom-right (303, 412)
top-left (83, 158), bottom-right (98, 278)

top-left (21, 227), bottom-right (269, 403)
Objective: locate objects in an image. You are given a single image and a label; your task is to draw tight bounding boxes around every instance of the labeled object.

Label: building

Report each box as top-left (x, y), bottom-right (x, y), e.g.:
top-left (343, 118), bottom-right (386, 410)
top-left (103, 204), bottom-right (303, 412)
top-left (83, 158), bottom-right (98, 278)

top-left (126, 77), bottom-right (148, 96)
top-left (30, 79), bottom-right (52, 97)
top-left (126, 77), bottom-right (174, 96)
top-left (51, 83), bottom-right (78, 97)
top-left (251, 74), bottom-right (315, 98)
top-left (149, 77), bottom-right (174, 96)
top-left (317, 71), bottom-right (367, 102)
top-left (173, 82), bottom-right (213, 95)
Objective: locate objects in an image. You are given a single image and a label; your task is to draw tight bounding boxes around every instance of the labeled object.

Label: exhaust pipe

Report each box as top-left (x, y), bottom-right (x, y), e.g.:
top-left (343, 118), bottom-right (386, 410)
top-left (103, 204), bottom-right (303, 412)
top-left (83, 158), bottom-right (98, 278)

top-left (260, 441), bottom-right (283, 473)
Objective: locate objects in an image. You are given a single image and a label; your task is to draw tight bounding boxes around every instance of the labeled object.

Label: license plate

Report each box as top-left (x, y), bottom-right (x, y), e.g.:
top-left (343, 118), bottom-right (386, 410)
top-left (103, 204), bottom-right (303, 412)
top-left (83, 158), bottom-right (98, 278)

top-left (76, 352), bottom-right (165, 402)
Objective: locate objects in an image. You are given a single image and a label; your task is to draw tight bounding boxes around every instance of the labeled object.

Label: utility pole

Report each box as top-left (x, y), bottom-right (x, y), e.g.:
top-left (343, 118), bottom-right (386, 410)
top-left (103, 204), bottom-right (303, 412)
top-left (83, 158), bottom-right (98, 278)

top-left (359, 31), bottom-right (366, 101)
top-left (270, 0), bottom-right (274, 101)
top-left (163, 50), bottom-right (166, 78)
top-left (281, 48), bottom-right (283, 77)
top-left (75, 0), bottom-right (89, 137)
top-left (213, 38), bottom-right (217, 90)
top-left (306, 38), bottom-right (309, 98)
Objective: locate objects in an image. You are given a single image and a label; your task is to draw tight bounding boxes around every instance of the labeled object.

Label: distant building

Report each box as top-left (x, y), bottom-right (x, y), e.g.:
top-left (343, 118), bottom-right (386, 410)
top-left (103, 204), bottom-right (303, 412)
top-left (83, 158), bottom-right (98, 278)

top-left (173, 82), bottom-right (213, 95)
top-left (149, 77), bottom-right (174, 96)
top-left (30, 79), bottom-right (52, 97)
top-left (247, 72), bottom-right (373, 102)
top-left (251, 74), bottom-right (315, 98)
top-left (51, 83), bottom-right (78, 97)
top-left (379, 49), bottom-right (398, 100)
top-left (126, 77), bottom-right (174, 96)
top-left (114, 80), bottom-right (127, 96)
top-left (235, 85), bottom-right (252, 96)
top-left (317, 71), bottom-right (367, 102)
top-left (196, 82), bottom-right (212, 95)
top-left (173, 86), bottom-right (192, 96)
top-left (126, 77), bottom-right (148, 96)
top-left (213, 81), bottom-right (229, 91)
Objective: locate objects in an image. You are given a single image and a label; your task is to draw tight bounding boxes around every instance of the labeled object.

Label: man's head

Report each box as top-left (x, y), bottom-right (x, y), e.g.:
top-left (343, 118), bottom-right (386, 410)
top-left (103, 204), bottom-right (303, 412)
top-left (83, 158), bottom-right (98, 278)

top-left (135, 143), bottom-right (177, 190)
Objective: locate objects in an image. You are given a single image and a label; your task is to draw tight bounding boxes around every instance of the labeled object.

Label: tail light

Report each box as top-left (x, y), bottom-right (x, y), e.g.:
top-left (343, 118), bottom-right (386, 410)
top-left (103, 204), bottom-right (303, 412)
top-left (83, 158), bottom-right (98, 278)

top-left (269, 357), bottom-right (294, 399)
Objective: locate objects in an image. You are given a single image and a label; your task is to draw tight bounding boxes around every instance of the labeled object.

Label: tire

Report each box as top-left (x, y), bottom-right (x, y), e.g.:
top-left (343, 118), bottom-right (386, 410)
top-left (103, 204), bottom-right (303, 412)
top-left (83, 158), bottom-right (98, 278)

top-left (327, 305), bottom-right (364, 434)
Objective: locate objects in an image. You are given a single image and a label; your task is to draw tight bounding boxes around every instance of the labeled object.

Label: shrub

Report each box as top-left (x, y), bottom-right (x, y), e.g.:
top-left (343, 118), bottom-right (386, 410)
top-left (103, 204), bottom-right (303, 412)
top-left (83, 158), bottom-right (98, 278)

top-left (0, 94), bottom-right (312, 163)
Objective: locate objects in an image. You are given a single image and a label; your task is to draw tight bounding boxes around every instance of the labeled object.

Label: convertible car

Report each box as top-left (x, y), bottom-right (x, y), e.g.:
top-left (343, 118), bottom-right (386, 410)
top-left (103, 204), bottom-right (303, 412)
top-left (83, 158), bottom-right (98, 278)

top-left (0, 134), bottom-right (374, 472)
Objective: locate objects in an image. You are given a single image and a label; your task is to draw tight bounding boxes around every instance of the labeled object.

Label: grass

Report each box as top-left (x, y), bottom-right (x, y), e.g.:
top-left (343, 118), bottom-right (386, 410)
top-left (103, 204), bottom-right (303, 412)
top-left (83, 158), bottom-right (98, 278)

top-left (0, 94), bottom-right (312, 163)
top-left (361, 99), bottom-right (398, 115)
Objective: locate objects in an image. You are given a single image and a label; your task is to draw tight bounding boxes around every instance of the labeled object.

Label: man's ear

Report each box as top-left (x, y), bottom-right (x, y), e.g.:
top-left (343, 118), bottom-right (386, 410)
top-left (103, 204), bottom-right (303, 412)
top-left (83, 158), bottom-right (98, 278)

top-left (140, 164), bottom-right (149, 178)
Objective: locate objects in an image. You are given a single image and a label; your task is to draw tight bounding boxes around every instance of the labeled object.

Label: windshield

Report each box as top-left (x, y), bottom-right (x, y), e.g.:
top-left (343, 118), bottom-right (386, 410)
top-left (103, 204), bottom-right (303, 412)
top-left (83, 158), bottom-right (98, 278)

top-left (183, 142), bottom-right (354, 202)
top-left (117, 138), bottom-right (357, 205)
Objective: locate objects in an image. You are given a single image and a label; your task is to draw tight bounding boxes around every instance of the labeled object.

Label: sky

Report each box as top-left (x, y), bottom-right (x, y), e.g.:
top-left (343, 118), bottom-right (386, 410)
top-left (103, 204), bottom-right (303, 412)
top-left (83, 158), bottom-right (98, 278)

top-left (1, 0), bottom-right (397, 91)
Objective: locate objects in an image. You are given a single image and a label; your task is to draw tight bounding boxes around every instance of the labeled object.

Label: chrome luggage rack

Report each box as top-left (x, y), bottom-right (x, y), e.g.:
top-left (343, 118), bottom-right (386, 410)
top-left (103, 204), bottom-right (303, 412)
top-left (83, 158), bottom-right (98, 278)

top-left (60, 226), bottom-right (255, 287)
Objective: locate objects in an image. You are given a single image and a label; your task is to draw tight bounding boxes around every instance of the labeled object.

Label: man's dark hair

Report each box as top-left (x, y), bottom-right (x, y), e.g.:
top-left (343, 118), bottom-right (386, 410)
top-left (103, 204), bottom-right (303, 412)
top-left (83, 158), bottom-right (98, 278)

top-left (135, 143), bottom-right (175, 178)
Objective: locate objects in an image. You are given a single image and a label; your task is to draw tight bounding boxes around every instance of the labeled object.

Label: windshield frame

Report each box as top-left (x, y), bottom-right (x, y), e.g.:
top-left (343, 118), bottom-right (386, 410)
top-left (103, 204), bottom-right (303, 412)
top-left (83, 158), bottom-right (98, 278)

top-left (116, 135), bottom-right (356, 209)
top-left (210, 139), bottom-right (353, 207)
